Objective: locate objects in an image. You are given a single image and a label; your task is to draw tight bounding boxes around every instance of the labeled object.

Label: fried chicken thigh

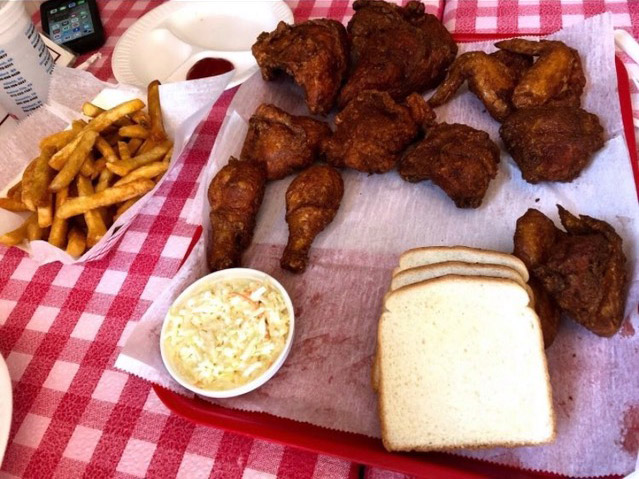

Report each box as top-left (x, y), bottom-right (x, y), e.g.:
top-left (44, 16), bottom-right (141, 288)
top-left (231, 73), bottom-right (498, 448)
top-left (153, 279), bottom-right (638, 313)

top-left (338, 0), bottom-right (457, 107)
top-left (208, 158), bottom-right (266, 271)
top-left (428, 51), bottom-right (519, 122)
top-left (500, 106), bottom-right (604, 183)
top-left (322, 91), bottom-right (431, 174)
top-left (495, 39), bottom-right (585, 108)
top-left (398, 123), bottom-right (500, 208)
top-left (241, 104), bottom-right (331, 180)
top-left (252, 19), bottom-right (349, 115)
top-left (281, 165), bottom-right (344, 273)
top-left (514, 206), bottom-right (627, 338)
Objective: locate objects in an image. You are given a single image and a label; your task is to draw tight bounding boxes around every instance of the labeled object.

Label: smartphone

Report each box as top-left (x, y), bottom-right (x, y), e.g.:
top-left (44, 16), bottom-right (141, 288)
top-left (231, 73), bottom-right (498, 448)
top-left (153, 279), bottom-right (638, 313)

top-left (41, 0), bottom-right (105, 54)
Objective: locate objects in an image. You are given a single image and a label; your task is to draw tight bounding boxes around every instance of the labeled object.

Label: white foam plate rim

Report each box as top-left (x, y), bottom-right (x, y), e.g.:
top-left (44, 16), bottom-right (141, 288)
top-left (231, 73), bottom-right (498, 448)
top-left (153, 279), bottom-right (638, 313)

top-left (0, 352), bottom-right (11, 467)
top-left (112, 0), bottom-right (293, 89)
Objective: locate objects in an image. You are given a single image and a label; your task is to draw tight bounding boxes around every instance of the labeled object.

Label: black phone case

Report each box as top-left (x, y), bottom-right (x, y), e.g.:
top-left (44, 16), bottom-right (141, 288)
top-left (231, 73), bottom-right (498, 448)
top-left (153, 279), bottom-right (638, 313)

top-left (41, 0), bottom-right (105, 54)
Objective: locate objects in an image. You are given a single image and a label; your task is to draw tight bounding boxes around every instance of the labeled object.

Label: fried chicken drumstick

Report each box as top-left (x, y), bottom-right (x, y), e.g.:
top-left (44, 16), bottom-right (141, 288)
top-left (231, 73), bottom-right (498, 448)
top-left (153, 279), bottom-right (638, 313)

top-left (495, 39), bottom-right (585, 109)
top-left (281, 165), bottom-right (344, 273)
top-left (241, 104), bottom-right (331, 180)
top-left (208, 158), bottom-right (266, 271)
top-left (339, 0), bottom-right (456, 108)
top-left (514, 206), bottom-right (627, 338)
top-left (252, 19), bottom-right (349, 115)
top-left (500, 106), bottom-right (604, 183)
top-left (398, 122), bottom-right (500, 208)
top-left (322, 91), bottom-right (433, 174)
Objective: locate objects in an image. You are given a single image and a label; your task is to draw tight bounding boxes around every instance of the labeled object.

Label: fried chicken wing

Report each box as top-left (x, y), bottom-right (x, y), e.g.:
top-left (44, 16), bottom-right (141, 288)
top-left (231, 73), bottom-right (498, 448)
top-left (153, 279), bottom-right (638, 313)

top-left (500, 106), bottom-right (604, 183)
top-left (495, 39), bottom-right (585, 108)
top-left (428, 52), bottom-right (519, 122)
top-left (398, 122), bottom-right (500, 208)
top-left (281, 165), bottom-right (344, 273)
top-left (252, 19), bottom-right (349, 115)
top-left (513, 206), bottom-right (628, 338)
top-left (208, 158), bottom-right (266, 271)
top-left (489, 50), bottom-right (533, 82)
top-left (240, 104), bottom-right (331, 180)
top-left (338, 0), bottom-right (457, 108)
top-left (322, 91), bottom-right (429, 174)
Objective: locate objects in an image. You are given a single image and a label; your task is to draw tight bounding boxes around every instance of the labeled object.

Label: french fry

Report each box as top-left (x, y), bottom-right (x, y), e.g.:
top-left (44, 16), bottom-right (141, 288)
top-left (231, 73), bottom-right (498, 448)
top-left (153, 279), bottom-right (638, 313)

top-left (80, 151), bottom-right (97, 178)
top-left (55, 179), bottom-right (155, 219)
top-left (37, 195), bottom-right (53, 228)
top-left (48, 187), bottom-right (68, 248)
top-left (0, 197), bottom-right (29, 212)
top-left (49, 130), bottom-right (99, 192)
top-left (82, 102), bottom-right (104, 117)
top-left (23, 147), bottom-right (56, 211)
top-left (39, 130), bottom-right (75, 151)
top-left (131, 110), bottom-right (150, 128)
top-left (66, 226), bottom-right (86, 257)
top-left (117, 141), bottom-right (131, 162)
top-left (50, 99), bottom-right (145, 168)
top-left (96, 167), bottom-right (114, 193)
top-left (114, 161), bottom-right (168, 186)
top-left (127, 138), bottom-right (143, 156)
top-left (137, 139), bottom-right (155, 155)
top-left (76, 175), bottom-right (107, 247)
top-left (26, 214), bottom-right (44, 241)
top-left (92, 158), bottom-right (107, 180)
top-left (107, 141), bottom-right (172, 176)
top-left (95, 136), bottom-right (118, 163)
top-left (0, 217), bottom-right (30, 245)
top-left (162, 146), bottom-right (174, 164)
top-left (71, 119), bottom-right (88, 132)
top-left (7, 181), bottom-right (22, 199)
top-left (21, 157), bottom-right (39, 211)
top-left (147, 80), bottom-right (166, 142)
top-left (114, 197), bottom-right (138, 220)
top-left (119, 124), bottom-right (149, 139)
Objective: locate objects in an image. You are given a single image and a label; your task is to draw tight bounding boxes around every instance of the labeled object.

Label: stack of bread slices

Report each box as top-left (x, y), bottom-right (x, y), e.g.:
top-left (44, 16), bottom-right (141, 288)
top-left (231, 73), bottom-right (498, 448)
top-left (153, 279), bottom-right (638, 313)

top-left (374, 246), bottom-right (556, 452)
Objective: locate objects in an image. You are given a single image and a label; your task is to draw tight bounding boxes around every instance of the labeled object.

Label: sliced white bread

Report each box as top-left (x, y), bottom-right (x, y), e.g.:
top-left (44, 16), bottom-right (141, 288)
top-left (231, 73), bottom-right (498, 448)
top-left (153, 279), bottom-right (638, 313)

top-left (378, 275), bottom-right (554, 451)
top-left (397, 246), bottom-right (529, 282)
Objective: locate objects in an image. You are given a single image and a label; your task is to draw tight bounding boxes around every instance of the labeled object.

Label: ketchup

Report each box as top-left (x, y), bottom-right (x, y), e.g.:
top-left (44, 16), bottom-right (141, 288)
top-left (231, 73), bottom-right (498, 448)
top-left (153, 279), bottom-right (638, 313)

top-left (186, 58), bottom-right (234, 80)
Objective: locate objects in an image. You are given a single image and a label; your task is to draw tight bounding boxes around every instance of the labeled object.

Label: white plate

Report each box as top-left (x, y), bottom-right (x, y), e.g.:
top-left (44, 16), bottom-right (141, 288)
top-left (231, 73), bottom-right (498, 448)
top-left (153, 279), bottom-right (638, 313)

top-left (112, 0), bottom-right (293, 89)
top-left (0, 353), bottom-right (11, 467)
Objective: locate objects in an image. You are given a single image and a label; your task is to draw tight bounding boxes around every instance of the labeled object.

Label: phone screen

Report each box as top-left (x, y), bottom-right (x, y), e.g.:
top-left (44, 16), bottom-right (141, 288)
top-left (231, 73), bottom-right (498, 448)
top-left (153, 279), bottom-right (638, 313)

top-left (47, 0), bottom-right (95, 44)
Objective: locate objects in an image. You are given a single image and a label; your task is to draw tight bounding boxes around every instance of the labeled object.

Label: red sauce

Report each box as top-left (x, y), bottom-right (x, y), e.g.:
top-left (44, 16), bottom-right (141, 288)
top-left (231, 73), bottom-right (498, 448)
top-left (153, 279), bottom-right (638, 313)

top-left (186, 58), bottom-right (234, 80)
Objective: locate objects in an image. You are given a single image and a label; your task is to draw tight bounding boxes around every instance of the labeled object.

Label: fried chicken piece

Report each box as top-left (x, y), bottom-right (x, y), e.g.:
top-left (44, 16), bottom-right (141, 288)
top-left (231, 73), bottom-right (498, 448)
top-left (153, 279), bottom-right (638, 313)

top-left (428, 51), bottom-right (519, 122)
top-left (240, 104), bottom-right (331, 180)
top-left (338, 0), bottom-right (457, 107)
top-left (322, 91), bottom-right (430, 174)
top-left (489, 50), bottom-right (533, 82)
top-left (252, 19), bottom-right (348, 115)
top-left (500, 106), bottom-right (604, 183)
top-left (514, 209), bottom-right (563, 347)
top-left (513, 206), bottom-right (628, 337)
top-left (495, 39), bottom-right (585, 108)
top-left (281, 165), bottom-right (344, 273)
top-left (398, 123), bottom-right (500, 208)
top-left (207, 158), bottom-right (266, 271)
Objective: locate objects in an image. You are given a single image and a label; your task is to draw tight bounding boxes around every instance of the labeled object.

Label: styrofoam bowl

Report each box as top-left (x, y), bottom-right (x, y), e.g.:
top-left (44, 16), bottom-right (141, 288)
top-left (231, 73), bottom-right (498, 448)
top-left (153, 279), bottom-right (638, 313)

top-left (160, 268), bottom-right (295, 399)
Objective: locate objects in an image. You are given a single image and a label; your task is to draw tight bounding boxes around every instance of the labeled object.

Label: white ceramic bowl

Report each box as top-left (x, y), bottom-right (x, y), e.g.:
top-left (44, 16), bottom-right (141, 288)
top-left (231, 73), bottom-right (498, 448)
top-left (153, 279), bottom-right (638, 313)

top-left (160, 268), bottom-right (294, 398)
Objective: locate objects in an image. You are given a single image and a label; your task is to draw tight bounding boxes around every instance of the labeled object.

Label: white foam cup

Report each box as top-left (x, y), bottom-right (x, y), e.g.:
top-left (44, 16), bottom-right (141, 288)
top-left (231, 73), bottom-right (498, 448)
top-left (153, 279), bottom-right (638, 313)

top-left (0, 1), bottom-right (54, 119)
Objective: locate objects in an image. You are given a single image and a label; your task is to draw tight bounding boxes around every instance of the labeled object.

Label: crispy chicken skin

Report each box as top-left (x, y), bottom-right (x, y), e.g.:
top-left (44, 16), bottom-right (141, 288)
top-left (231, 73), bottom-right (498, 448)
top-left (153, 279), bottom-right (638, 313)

top-left (428, 51), bottom-right (519, 122)
top-left (398, 123), bottom-right (500, 208)
top-left (281, 165), bottom-right (344, 273)
top-left (240, 104), bottom-right (331, 180)
top-left (489, 49), bottom-right (533, 83)
top-left (252, 19), bottom-right (349, 115)
top-left (495, 39), bottom-right (585, 108)
top-left (513, 206), bottom-right (628, 338)
top-left (528, 277), bottom-right (561, 348)
top-left (208, 158), bottom-right (266, 272)
top-left (322, 91), bottom-right (430, 174)
top-left (500, 106), bottom-right (604, 183)
top-left (338, 0), bottom-right (456, 108)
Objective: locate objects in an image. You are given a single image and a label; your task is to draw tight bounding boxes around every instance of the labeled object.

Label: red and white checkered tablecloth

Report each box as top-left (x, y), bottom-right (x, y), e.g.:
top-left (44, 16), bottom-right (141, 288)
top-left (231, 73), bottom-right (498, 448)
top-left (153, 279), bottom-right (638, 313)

top-left (1, 2), bottom-right (637, 479)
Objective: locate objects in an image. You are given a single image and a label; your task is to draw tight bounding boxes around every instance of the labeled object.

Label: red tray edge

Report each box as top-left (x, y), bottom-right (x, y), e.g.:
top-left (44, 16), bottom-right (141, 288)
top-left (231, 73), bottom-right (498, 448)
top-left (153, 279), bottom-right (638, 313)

top-left (154, 34), bottom-right (637, 479)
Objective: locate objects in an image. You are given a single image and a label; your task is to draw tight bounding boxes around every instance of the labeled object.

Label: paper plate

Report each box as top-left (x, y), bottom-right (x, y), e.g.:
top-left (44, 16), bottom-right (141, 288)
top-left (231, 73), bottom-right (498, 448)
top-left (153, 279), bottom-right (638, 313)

top-left (112, 0), bottom-right (293, 89)
top-left (0, 353), bottom-right (11, 466)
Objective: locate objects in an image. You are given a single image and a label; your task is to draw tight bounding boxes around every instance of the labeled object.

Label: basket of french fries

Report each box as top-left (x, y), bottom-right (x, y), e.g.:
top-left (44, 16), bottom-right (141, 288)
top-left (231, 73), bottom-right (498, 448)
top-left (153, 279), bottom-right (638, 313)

top-left (0, 64), bottom-right (232, 264)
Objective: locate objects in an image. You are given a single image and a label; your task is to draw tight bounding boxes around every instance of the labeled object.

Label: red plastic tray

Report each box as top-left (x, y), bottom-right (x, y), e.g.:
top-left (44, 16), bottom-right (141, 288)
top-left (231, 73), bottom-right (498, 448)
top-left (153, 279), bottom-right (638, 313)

top-left (154, 34), bottom-right (638, 479)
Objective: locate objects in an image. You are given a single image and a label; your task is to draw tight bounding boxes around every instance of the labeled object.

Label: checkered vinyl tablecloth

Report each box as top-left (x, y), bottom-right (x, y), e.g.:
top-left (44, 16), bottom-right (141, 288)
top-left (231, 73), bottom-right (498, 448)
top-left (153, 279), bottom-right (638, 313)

top-left (1, 1), bottom-right (637, 479)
